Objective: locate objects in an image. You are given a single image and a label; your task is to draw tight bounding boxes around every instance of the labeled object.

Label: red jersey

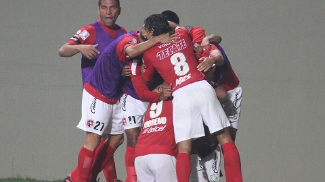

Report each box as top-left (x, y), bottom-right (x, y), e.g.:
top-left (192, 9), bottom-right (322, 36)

top-left (129, 60), bottom-right (161, 102)
top-left (135, 100), bottom-right (177, 157)
top-left (142, 28), bottom-right (205, 92)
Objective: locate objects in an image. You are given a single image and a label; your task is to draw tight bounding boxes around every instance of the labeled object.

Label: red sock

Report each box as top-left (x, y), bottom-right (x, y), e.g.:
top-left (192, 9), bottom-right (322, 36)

top-left (88, 140), bottom-right (109, 181)
top-left (101, 145), bottom-right (117, 182)
top-left (68, 167), bottom-right (79, 182)
top-left (176, 153), bottom-right (191, 182)
top-left (78, 146), bottom-right (95, 182)
top-left (125, 147), bottom-right (137, 182)
top-left (222, 141), bottom-right (243, 182)
top-left (102, 157), bottom-right (117, 182)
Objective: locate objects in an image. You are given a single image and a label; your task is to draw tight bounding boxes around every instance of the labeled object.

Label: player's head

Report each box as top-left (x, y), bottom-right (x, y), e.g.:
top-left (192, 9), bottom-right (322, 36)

top-left (143, 14), bottom-right (171, 38)
top-left (98, 0), bottom-right (120, 7)
top-left (161, 10), bottom-right (180, 24)
top-left (139, 31), bottom-right (148, 42)
top-left (97, 0), bottom-right (121, 28)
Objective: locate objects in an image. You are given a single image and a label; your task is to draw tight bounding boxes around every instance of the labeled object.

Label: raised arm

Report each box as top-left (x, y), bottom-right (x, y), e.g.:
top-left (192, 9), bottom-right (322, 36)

top-left (125, 32), bottom-right (177, 58)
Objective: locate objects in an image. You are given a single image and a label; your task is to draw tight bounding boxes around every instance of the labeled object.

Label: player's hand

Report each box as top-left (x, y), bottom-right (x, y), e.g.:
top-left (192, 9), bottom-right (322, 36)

top-left (158, 83), bottom-right (172, 101)
top-left (197, 57), bottom-right (215, 72)
top-left (121, 65), bottom-right (131, 77)
top-left (79, 44), bottom-right (100, 59)
top-left (155, 32), bottom-right (179, 44)
top-left (201, 37), bottom-right (211, 51)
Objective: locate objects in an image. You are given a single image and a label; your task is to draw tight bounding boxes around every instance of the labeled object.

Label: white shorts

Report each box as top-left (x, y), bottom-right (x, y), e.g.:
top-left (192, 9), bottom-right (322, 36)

top-left (190, 146), bottom-right (222, 182)
top-left (120, 93), bottom-right (149, 130)
top-left (135, 154), bottom-right (177, 182)
top-left (226, 86), bottom-right (242, 129)
top-left (172, 80), bottom-right (230, 143)
top-left (77, 89), bottom-right (124, 135)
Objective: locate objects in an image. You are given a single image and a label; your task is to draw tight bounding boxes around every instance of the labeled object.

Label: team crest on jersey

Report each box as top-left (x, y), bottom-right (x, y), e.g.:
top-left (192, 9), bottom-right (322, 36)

top-left (77, 30), bottom-right (90, 40)
top-left (122, 118), bottom-right (126, 125)
top-left (142, 63), bottom-right (146, 73)
top-left (131, 38), bottom-right (138, 44)
top-left (86, 120), bottom-right (94, 127)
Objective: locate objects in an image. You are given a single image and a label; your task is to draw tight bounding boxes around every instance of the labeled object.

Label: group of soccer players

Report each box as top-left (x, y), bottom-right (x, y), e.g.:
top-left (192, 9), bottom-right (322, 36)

top-left (59, 0), bottom-right (243, 181)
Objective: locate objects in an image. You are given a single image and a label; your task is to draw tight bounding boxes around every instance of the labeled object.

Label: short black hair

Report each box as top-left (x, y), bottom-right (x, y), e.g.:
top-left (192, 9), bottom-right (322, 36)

top-left (143, 14), bottom-right (171, 36)
top-left (139, 31), bottom-right (148, 41)
top-left (161, 10), bottom-right (180, 24)
top-left (98, 0), bottom-right (120, 7)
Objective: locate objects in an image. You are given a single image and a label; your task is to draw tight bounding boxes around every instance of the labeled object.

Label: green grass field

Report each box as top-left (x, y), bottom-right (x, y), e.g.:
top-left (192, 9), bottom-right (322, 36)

top-left (0, 178), bottom-right (62, 182)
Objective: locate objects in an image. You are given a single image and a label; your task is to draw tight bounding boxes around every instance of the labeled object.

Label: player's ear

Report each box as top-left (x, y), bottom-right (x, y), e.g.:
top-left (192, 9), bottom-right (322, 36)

top-left (118, 7), bottom-right (121, 15)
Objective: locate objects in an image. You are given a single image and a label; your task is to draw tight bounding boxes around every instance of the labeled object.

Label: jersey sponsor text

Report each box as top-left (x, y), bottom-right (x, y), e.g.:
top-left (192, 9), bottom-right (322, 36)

top-left (156, 39), bottom-right (187, 60)
top-left (176, 73), bottom-right (191, 86)
top-left (143, 116), bottom-right (167, 128)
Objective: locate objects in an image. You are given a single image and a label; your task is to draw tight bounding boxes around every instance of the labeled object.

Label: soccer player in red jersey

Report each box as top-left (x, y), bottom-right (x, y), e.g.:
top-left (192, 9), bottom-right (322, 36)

top-left (134, 99), bottom-right (177, 182)
top-left (115, 27), bottom-right (177, 182)
top-left (141, 14), bottom-right (243, 182)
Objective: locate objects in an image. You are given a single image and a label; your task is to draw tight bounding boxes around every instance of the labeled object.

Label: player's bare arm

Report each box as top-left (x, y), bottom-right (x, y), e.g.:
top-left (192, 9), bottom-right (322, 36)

top-left (121, 65), bottom-right (131, 77)
top-left (125, 32), bottom-right (178, 58)
top-left (197, 49), bottom-right (224, 72)
top-left (58, 43), bottom-right (100, 59)
top-left (201, 34), bottom-right (222, 49)
top-left (157, 83), bottom-right (172, 101)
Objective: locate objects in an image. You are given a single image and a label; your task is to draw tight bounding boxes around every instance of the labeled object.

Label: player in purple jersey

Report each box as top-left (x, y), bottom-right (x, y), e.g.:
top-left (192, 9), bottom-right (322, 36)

top-left (73, 29), bottom-right (175, 182)
top-left (58, 1), bottom-right (127, 181)
top-left (59, 0), bottom-right (127, 86)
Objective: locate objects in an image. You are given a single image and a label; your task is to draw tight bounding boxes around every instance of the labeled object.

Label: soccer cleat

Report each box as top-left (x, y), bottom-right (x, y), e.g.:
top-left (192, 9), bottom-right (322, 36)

top-left (64, 174), bottom-right (73, 182)
top-left (114, 179), bottom-right (124, 182)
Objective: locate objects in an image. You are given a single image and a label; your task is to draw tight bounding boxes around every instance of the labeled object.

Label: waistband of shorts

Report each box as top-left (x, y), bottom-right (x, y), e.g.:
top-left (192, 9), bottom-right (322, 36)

top-left (84, 82), bottom-right (118, 104)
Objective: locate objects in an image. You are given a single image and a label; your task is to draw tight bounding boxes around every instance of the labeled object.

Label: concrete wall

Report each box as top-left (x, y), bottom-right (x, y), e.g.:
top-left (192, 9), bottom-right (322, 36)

top-left (0, 0), bottom-right (324, 181)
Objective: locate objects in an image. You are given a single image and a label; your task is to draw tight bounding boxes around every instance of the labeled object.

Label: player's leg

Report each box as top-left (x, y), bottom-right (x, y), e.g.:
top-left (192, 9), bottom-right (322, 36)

top-left (189, 153), bottom-right (209, 182)
top-left (121, 94), bottom-right (148, 182)
top-left (124, 127), bottom-right (141, 182)
top-left (176, 140), bottom-right (192, 182)
top-left (201, 145), bottom-right (222, 182)
top-left (76, 90), bottom-right (121, 182)
top-left (197, 81), bottom-right (242, 182)
top-left (100, 134), bottom-right (124, 182)
top-left (172, 82), bottom-right (210, 182)
top-left (100, 100), bottom-right (124, 182)
top-left (76, 132), bottom-right (101, 182)
top-left (226, 86), bottom-right (242, 142)
top-left (65, 135), bottom-right (108, 182)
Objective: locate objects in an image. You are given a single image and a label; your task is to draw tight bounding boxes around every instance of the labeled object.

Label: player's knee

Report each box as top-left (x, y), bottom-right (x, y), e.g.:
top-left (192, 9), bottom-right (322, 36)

top-left (126, 128), bottom-right (141, 147)
top-left (84, 132), bottom-right (102, 150)
top-left (215, 128), bottom-right (233, 145)
top-left (109, 134), bottom-right (124, 150)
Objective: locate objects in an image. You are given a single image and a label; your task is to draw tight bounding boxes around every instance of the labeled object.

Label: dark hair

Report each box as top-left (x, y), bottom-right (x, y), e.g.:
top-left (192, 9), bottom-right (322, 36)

top-left (161, 10), bottom-right (180, 24)
top-left (139, 31), bottom-right (148, 41)
top-left (143, 14), bottom-right (171, 36)
top-left (98, 0), bottom-right (120, 7)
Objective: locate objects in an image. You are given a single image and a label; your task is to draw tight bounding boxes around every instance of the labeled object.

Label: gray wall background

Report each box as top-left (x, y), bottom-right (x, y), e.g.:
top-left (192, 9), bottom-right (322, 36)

top-left (0, 0), bottom-right (324, 181)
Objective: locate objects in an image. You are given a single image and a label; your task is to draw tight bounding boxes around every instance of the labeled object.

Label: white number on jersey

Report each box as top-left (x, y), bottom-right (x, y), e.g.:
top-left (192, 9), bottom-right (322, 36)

top-left (149, 101), bottom-right (163, 118)
top-left (171, 52), bottom-right (190, 76)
